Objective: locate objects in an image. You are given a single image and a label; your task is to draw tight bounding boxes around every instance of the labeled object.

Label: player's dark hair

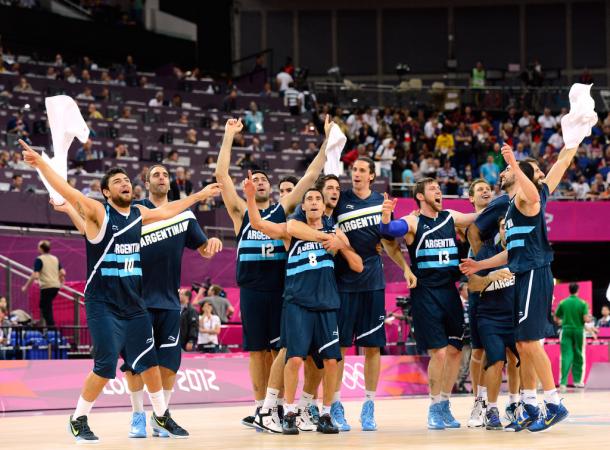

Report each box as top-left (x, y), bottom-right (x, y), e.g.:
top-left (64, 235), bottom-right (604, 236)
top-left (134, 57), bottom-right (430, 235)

top-left (146, 164), bottom-right (168, 182)
top-left (38, 240), bottom-right (51, 253)
top-left (356, 156), bottom-right (376, 180)
top-left (250, 170), bottom-right (270, 183)
top-left (518, 160), bottom-right (541, 190)
top-left (278, 175), bottom-right (299, 189)
top-left (468, 178), bottom-right (490, 201)
top-left (302, 188), bottom-right (324, 203)
top-left (315, 174), bottom-right (340, 191)
top-left (101, 167), bottom-right (130, 197)
top-left (414, 177), bottom-right (437, 207)
top-left (569, 283), bottom-right (579, 295)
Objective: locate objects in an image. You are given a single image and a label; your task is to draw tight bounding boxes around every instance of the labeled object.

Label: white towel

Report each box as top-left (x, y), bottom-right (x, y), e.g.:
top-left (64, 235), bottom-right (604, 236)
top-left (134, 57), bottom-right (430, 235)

top-left (560, 83), bottom-right (597, 148)
top-left (323, 123), bottom-right (347, 176)
top-left (38, 96), bottom-right (90, 205)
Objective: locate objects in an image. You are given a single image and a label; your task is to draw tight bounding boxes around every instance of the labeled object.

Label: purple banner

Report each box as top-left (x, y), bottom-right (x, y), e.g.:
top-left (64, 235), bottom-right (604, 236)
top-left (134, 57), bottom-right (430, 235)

top-left (0, 355), bottom-right (429, 412)
top-left (395, 198), bottom-right (610, 242)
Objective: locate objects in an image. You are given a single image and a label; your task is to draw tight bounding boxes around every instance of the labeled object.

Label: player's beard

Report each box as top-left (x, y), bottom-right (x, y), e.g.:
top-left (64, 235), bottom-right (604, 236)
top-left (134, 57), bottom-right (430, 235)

top-left (112, 193), bottom-right (132, 208)
top-left (426, 197), bottom-right (442, 212)
top-left (501, 176), bottom-right (515, 191)
top-left (255, 192), bottom-right (270, 203)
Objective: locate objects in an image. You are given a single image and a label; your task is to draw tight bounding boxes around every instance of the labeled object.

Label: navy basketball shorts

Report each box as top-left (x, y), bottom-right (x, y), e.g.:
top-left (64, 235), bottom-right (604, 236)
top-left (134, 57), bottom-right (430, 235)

top-left (240, 287), bottom-right (283, 352)
top-left (87, 301), bottom-right (158, 379)
top-left (410, 284), bottom-right (464, 353)
top-left (477, 319), bottom-right (519, 369)
top-left (468, 296), bottom-right (483, 350)
top-left (337, 289), bottom-right (386, 348)
top-left (283, 302), bottom-right (341, 364)
top-left (515, 265), bottom-right (556, 341)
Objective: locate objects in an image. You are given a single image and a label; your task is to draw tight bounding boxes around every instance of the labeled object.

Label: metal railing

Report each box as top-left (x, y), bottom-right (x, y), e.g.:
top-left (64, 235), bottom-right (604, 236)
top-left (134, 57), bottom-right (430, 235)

top-left (0, 325), bottom-right (92, 360)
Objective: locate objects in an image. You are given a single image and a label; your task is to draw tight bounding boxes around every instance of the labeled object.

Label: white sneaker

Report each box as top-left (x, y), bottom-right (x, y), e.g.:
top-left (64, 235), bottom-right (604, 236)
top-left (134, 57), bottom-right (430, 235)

top-left (296, 408), bottom-right (316, 431)
top-left (574, 382), bottom-right (585, 388)
top-left (467, 398), bottom-right (486, 428)
top-left (253, 408), bottom-right (282, 433)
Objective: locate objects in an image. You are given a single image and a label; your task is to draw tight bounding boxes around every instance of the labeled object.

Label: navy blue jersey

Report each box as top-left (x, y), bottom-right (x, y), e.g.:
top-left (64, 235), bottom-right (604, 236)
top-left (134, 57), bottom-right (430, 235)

top-left (85, 203), bottom-right (145, 316)
top-left (136, 199), bottom-right (207, 310)
top-left (334, 190), bottom-right (391, 292)
top-left (476, 242), bottom-right (515, 322)
top-left (406, 210), bottom-right (460, 287)
top-left (475, 194), bottom-right (510, 243)
top-left (283, 224), bottom-right (340, 311)
top-left (505, 184), bottom-right (553, 274)
top-left (467, 246), bottom-right (480, 316)
top-left (236, 203), bottom-right (288, 291)
top-left (288, 204), bottom-right (336, 228)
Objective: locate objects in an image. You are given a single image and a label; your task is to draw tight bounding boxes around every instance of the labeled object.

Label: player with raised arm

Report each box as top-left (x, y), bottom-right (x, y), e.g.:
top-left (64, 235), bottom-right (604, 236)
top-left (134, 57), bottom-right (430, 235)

top-left (380, 178), bottom-right (478, 430)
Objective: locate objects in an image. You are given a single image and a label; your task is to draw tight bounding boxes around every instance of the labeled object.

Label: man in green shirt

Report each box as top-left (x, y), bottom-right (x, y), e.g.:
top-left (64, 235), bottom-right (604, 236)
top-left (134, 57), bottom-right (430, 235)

top-left (555, 283), bottom-right (589, 391)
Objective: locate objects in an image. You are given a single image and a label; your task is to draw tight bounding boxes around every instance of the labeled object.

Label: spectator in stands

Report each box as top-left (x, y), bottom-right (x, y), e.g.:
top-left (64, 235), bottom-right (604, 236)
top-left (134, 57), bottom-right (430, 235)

top-left (374, 138), bottom-right (396, 179)
top-left (538, 107), bottom-right (557, 146)
top-left (179, 289), bottom-right (198, 351)
top-left (169, 166), bottom-right (193, 200)
top-left (163, 150), bottom-right (179, 165)
top-left (246, 136), bottom-right (264, 152)
top-left (13, 77), bottom-right (34, 93)
top-left (597, 305), bottom-right (610, 327)
top-left (402, 162), bottom-right (417, 185)
top-left (171, 94), bottom-right (183, 108)
top-left (587, 173), bottom-right (606, 200)
top-left (419, 154), bottom-right (437, 179)
top-left (438, 160), bottom-right (460, 195)
top-left (454, 121), bottom-right (473, 173)
top-left (302, 121), bottom-right (318, 136)
top-left (197, 301), bottom-right (221, 353)
top-left (488, 142), bottom-right (505, 170)
top-left (178, 113), bottom-right (190, 125)
top-left (63, 67), bottom-right (77, 83)
top-left (205, 156), bottom-right (216, 169)
top-left (132, 184), bottom-right (145, 201)
top-left (112, 143), bottom-right (130, 159)
top-left (132, 165), bottom-right (149, 189)
top-left (0, 307), bottom-right (9, 358)
top-left (113, 72), bottom-right (127, 86)
top-left (480, 155), bottom-right (500, 186)
top-left (53, 53), bottom-right (64, 69)
top-left (124, 54), bottom-right (138, 87)
top-left (80, 69), bottom-right (91, 83)
top-left (0, 150), bottom-right (9, 168)
top-left (276, 68), bottom-right (294, 96)
top-left (236, 152), bottom-right (260, 171)
top-left (87, 103), bottom-right (103, 120)
top-left (139, 76), bottom-right (153, 89)
top-left (519, 125), bottom-right (534, 153)
top-left (434, 127), bottom-right (455, 164)
top-left (553, 173), bottom-right (576, 199)
top-left (222, 88), bottom-right (238, 112)
top-left (518, 110), bottom-right (532, 130)
top-left (100, 71), bottom-right (112, 84)
top-left (75, 139), bottom-right (103, 161)
top-left (199, 284), bottom-right (234, 324)
top-left (284, 82), bottom-right (300, 115)
top-left (233, 133), bottom-right (246, 148)
top-left (82, 179), bottom-right (103, 199)
top-left (96, 87), bottom-right (110, 102)
top-left (298, 85), bottom-right (317, 114)
top-left (284, 141), bottom-right (302, 153)
top-left (67, 162), bottom-right (87, 176)
top-left (76, 87), bottom-right (94, 101)
top-left (9, 174), bottom-right (23, 192)
top-left (514, 142), bottom-right (528, 161)
top-left (185, 128), bottom-right (199, 145)
top-left (548, 127), bottom-right (564, 152)
top-left (120, 105), bottom-right (132, 120)
top-left (21, 240), bottom-right (65, 327)
top-left (148, 91), bottom-right (164, 107)
top-left (46, 66), bottom-right (57, 80)
top-left (260, 81), bottom-right (275, 98)
top-left (8, 152), bottom-right (29, 170)
top-left (244, 101), bottom-right (264, 133)
top-left (572, 175), bottom-right (591, 200)
top-left (81, 56), bottom-right (95, 72)
top-left (471, 61), bottom-right (485, 89)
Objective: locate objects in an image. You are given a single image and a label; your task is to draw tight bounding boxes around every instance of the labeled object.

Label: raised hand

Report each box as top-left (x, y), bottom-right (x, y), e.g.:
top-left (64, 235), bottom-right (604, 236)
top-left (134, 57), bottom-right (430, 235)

top-left (381, 192), bottom-right (397, 224)
top-left (243, 170), bottom-right (255, 199)
top-left (202, 237), bottom-right (223, 258)
top-left (225, 118), bottom-right (243, 135)
top-left (501, 144), bottom-right (517, 168)
top-left (198, 182), bottom-right (222, 201)
top-left (323, 114), bottom-right (333, 137)
top-left (19, 139), bottom-right (42, 168)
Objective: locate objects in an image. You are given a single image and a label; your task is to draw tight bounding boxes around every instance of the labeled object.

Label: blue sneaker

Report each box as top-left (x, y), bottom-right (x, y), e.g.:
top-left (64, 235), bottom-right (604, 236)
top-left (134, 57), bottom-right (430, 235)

top-left (504, 402), bottom-right (518, 422)
top-left (330, 401), bottom-right (351, 432)
top-left (440, 400), bottom-right (460, 428)
top-left (360, 400), bottom-right (377, 431)
top-left (504, 403), bottom-right (538, 432)
top-left (428, 403), bottom-right (445, 430)
top-left (129, 411), bottom-right (147, 438)
top-left (485, 407), bottom-right (503, 430)
top-left (527, 401), bottom-right (569, 432)
top-left (307, 404), bottom-right (320, 425)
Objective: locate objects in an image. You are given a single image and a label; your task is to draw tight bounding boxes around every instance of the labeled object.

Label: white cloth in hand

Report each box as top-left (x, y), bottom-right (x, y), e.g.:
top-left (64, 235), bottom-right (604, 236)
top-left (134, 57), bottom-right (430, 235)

top-left (560, 83), bottom-right (597, 149)
top-left (323, 123), bottom-right (347, 176)
top-left (38, 96), bottom-right (90, 205)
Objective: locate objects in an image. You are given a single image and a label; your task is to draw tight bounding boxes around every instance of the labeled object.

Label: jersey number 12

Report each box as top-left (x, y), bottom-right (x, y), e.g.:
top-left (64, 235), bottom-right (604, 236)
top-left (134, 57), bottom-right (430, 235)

top-left (261, 243), bottom-right (274, 257)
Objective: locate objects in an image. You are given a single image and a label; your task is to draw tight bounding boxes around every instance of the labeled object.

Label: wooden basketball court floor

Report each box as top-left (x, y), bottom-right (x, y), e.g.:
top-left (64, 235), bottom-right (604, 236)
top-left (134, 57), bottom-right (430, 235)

top-left (2, 390), bottom-right (609, 449)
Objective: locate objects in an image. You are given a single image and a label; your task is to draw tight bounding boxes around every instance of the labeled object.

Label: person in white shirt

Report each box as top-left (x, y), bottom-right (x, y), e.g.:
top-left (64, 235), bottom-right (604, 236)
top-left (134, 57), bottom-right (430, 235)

top-left (571, 175), bottom-right (591, 200)
top-left (374, 138), bottom-right (396, 179)
top-left (197, 302), bottom-right (221, 353)
top-left (148, 91), bottom-right (164, 107)
top-left (518, 110), bottom-right (532, 130)
top-left (538, 107), bottom-right (557, 130)
top-left (276, 70), bottom-right (293, 95)
top-left (548, 128), bottom-right (564, 151)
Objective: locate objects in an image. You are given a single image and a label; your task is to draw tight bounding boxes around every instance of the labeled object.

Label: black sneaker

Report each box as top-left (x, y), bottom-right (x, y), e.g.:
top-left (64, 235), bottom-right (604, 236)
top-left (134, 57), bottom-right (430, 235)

top-left (317, 413), bottom-right (339, 434)
top-left (151, 410), bottom-right (189, 439)
top-left (253, 408), bottom-right (282, 433)
top-left (282, 412), bottom-right (300, 435)
top-left (241, 407), bottom-right (259, 428)
top-left (68, 415), bottom-right (99, 444)
top-left (277, 404), bottom-right (284, 421)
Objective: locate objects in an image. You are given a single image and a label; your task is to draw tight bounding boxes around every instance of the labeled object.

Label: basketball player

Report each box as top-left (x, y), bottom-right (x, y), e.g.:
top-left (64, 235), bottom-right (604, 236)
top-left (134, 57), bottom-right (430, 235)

top-left (214, 117), bottom-right (329, 427)
top-left (461, 144), bottom-right (578, 431)
top-left (19, 140), bottom-right (221, 442)
top-left (467, 216), bottom-right (518, 430)
top-left (288, 158), bottom-right (415, 431)
top-left (380, 178), bottom-right (478, 430)
top-left (54, 165), bottom-right (224, 438)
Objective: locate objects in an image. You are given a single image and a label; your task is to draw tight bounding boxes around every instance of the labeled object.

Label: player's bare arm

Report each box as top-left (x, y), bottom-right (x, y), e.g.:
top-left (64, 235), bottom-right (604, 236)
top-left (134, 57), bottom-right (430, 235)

top-left (335, 228), bottom-right (363, 273)
top-left (544, 145), bottom-right (579, 194)
top-left (243, 171), bottom-right (289, 240)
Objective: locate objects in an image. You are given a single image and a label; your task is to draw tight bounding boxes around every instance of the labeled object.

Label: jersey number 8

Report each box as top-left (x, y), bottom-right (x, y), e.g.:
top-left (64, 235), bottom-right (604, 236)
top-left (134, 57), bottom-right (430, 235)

top-left (308, 253), bottom-right (318, 266)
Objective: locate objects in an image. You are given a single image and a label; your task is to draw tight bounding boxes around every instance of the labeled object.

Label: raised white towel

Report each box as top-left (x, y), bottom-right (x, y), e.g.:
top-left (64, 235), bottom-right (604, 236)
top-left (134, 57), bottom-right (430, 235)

top-left (560, 83), bottom-right (597, 149)
top-left (323, 123), bottom-right (347, 176)
top-left (38, 96), bottom-right (90, 205)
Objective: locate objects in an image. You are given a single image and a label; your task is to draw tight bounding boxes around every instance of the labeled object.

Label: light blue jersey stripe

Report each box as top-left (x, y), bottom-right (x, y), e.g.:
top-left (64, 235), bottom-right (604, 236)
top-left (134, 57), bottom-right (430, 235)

top-left (238, 239), bottom-right (284, 249)
top-left (103, 253), bottom-right (141, 263)
top-left (505, 226), bottom-right (534, 238)
top-left (506, 239), bottom-right (525, 251)
top-left (417, 247), bottom-right (458, 257)
top-left (287, 249), bottom-right (328, 265)
top-left (239, 253), bottom-right (288, 262)
top-left (418, 260), bottom-right (459, 269)
top-left (286, 259), bottom-right (334, 277)
top-left (100, 268), bottom-right (143, 277)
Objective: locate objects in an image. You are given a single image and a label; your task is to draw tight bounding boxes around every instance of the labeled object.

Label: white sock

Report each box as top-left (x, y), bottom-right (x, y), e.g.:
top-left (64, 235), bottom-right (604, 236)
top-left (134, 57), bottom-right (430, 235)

top-left (477, 385), bottom-right (488, 401)
top-left (544, 389), bottom-right (560, 405)
top-left (129, 390), bottom-right (144, 413)
top-left (298, 392), bottom-right (314, 409)
top-left (163, 389), bottom-right (172, 408)
top-left (322, 405), bottom-right (331, 416)
top-left (333, 391), bottom-right (341, 403)
top-left (365, 390), bottom-right (376, 402)
top-left (523, 389), bottom-right (537, 407)
top-left (488, 402), bottom-right (498, 409)
top-left (262, 388), bottom-right (279, 411)
top-left (255, 399), bottom-right (264, 408)
top-left (509, 393), bottom-right (520, 404)
top-left (440, 391), bottom-right (451, 401)
top-left (430, 394), bottom-right (442, 404)
top-left (148, 389), bottom-right (167, 417)
top-left (520, 389), bottom-right (525, 403)
top-left (74, 396), bottom-right (94, 419)
top-left (285, 403), bottom-right (297, 414)
top-left (277, 397), bottom-right (285, 406)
